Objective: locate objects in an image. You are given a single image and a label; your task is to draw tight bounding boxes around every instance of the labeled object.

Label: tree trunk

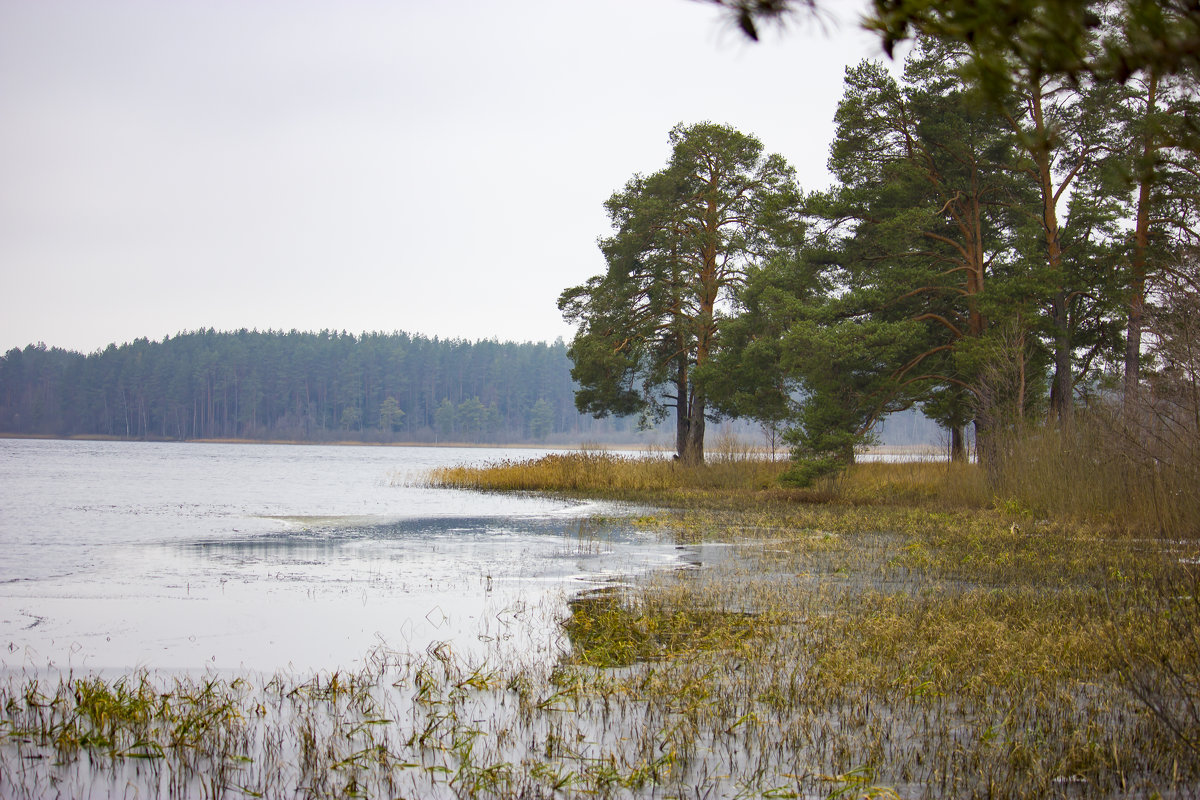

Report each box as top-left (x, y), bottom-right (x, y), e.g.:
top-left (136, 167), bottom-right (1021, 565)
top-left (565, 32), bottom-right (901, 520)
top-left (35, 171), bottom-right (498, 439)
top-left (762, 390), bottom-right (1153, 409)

top-left (975, 417), bottom-right (995, 477)
top-left (675, 360), bottom-right (689, 460)
top-left (950, 424), bottom-right (967, 462)
top-left (1033, 87), bottom-right (1072, 424)
top-left (682, 393), bottom-right (706, 465)
top-left (1049, 291), bottom-right (1074, 422)
top-left (1126, 70), bottom-right (1158, 408)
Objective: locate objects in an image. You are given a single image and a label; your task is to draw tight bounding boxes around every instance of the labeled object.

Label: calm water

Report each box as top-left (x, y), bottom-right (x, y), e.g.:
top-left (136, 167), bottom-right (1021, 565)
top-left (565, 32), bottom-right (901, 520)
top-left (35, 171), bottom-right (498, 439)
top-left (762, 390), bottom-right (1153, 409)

top-left (0, 440), bottom-right (680, 674)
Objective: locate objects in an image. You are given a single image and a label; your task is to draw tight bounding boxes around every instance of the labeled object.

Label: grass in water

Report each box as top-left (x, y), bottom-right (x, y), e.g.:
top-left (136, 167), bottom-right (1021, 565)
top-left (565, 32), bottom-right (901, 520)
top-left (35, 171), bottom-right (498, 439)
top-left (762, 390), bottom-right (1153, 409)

top-left (562, 587), bottom-right (762, 668)
top-left (4, 451), bottom-right (1198, 798)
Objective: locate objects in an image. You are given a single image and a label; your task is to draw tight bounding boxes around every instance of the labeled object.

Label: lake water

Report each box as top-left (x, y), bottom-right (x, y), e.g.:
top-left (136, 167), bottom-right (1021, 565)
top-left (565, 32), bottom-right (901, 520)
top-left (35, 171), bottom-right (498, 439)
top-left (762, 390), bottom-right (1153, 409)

top-left (0, 439), bottom-right (681, 674)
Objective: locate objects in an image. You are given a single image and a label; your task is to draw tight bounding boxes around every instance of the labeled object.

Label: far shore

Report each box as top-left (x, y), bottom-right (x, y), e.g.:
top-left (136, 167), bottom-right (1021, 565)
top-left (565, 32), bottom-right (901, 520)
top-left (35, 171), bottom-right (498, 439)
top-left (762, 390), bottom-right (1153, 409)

top-left (0, 432), bottom-right (579, 448)
top-left (0, 432), bottom-right (943, 458)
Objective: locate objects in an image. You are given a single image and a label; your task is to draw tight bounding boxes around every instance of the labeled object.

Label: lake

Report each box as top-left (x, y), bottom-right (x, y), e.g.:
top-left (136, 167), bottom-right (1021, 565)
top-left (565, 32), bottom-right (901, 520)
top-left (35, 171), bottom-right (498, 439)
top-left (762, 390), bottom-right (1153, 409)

top-left (0, 439), bottom-right (682, 674)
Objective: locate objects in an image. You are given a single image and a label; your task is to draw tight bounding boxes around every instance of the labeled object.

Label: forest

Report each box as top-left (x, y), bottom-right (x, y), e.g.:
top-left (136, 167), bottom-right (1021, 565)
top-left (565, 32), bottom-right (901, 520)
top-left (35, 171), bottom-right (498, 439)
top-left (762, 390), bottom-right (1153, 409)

top-left (0, 329), bottom-right (633, 444)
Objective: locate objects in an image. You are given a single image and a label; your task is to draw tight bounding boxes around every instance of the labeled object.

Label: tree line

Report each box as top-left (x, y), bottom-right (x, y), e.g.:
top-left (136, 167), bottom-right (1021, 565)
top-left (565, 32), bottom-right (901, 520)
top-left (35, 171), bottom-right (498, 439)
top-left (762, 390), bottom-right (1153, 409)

top-left (562, 2), bottom-right (1198, 473)
top-left (0, 329), bottom-right (638, 443)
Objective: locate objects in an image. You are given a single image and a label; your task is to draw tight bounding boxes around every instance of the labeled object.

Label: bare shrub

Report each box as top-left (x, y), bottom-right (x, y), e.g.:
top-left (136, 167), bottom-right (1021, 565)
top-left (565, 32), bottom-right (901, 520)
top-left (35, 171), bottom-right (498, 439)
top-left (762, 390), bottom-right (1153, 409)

top-left (985, 251), bottom-right (1200, 537)
top-left (1123, 251), bottom-right (1200, 536)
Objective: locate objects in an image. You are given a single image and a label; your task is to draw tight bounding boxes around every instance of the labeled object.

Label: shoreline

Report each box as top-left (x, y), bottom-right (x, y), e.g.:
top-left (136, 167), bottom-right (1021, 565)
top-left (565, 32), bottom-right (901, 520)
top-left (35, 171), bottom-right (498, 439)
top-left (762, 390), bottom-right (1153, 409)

top-left (0, 433), bottom-right (588, 449)
top-left (0, 432), bottom-right (943, 458)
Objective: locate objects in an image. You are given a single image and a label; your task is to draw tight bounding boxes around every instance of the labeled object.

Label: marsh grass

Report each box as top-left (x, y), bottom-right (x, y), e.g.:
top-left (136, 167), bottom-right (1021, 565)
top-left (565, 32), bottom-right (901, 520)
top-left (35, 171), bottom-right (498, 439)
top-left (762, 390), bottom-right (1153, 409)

top-left (989, 413), bottom-right (1200, 538)
top-left (817, 460), bottom-right (991, 508)
top-left (561, 587), bottom-right (763, 668)
top-left (610, 508), bottom-right (1196, 797)
top-left (4, 516), bottom-right (1196, 798)
top-left (431, 449), bottom-right (995, 514)
top-left (433, 430), bottom-right (1198, 539)
top-left (430, 450), bottom-right (1199, 796)
top-left (429, 449), bottom-right (789, 496)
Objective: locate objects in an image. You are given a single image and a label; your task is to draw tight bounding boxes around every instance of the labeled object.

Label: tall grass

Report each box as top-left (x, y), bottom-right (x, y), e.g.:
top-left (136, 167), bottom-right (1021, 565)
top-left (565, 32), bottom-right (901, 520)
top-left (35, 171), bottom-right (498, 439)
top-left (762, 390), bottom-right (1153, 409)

top-left (430, 417), bottom-right (1198, 540)
top-left (989, 409), bottom-right (1200, 537)
top-left (814, 460), bottom-right (990, 509)
top-left (429, 449), bottom-right (788, 495)
top-left (423, 422), bottom-right (1200, 794)
top-left (431, 447), bottom-right (999, 516)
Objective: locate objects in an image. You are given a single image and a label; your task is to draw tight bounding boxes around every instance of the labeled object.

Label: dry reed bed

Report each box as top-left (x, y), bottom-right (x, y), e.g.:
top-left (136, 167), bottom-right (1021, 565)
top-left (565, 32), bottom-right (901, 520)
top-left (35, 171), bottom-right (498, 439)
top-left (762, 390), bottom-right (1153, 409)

top-left (429, 450), bottom-right (791, 496)
top-left (3, 455), bottom-right (1198, 798)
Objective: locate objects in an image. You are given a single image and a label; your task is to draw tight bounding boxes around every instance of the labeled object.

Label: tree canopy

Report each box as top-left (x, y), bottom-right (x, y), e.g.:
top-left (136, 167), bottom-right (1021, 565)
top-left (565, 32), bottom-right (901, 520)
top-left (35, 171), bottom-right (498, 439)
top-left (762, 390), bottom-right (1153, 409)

top-left (702, 0), bottom-right (1200, 86)
top-left (557, 2), bottom-right (1196, 477)
top-left (703, 17), bottom-right (1197, 480)
top-left (559, 122), bottom-right (800, 463)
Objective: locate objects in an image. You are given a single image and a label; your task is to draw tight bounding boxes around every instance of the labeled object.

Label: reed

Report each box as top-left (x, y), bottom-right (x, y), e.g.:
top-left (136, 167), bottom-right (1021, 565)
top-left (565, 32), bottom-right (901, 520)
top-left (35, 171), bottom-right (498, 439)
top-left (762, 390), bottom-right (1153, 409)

top-left (561, 586), bottom-right (762, 668)
top-left (988, 411), bottom-right (1200, 538)
top-left (815, 459), bottom-right (991, 509)
top-left (431, 449), bottom-right (998, 516)
top-left (431, 429), bottom-right (1198, 540)
top-left (429, 449), bottom-right (788, 496)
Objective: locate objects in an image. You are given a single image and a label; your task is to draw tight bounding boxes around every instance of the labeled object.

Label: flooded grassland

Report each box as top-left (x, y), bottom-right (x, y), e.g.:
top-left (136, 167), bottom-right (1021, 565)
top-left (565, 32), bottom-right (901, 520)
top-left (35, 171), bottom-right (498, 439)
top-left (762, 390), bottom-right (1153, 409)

top-left (2, 445), bottom-right (1199, 798)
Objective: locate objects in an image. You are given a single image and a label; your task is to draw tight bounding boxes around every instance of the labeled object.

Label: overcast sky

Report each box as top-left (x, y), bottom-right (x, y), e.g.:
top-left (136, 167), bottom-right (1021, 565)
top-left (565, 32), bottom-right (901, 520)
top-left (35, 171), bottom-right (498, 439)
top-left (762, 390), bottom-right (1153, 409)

top-left (0, 0), bottom-right (889, 354)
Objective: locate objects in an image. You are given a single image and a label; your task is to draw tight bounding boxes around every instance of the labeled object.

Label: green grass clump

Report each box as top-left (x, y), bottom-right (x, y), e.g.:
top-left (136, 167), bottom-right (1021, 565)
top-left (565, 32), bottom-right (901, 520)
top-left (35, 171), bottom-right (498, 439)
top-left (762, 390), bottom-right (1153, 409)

top-left (562, 587), bottom-right (763, 668)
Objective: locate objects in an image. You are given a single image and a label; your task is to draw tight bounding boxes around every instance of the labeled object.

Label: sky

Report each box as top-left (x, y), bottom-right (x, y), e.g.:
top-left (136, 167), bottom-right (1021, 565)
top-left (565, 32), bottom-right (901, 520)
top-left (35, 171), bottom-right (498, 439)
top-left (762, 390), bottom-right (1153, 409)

top-left (0, 0), bottom-right (890, 355)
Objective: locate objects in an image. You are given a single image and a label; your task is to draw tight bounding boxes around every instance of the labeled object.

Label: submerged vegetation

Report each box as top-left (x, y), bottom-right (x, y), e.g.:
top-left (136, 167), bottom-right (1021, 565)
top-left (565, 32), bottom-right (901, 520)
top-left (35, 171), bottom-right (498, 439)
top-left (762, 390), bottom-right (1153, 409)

top-left (5, 442), bottom-right (1198, 798)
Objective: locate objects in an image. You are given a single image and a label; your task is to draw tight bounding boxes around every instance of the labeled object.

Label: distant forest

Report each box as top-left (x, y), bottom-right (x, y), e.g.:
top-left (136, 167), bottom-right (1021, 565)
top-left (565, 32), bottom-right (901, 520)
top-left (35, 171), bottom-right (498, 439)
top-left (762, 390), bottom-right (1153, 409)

top-left (0, 329), bottom-right (944, 447)
top-left (0, 329), bottom-right (647, 444)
